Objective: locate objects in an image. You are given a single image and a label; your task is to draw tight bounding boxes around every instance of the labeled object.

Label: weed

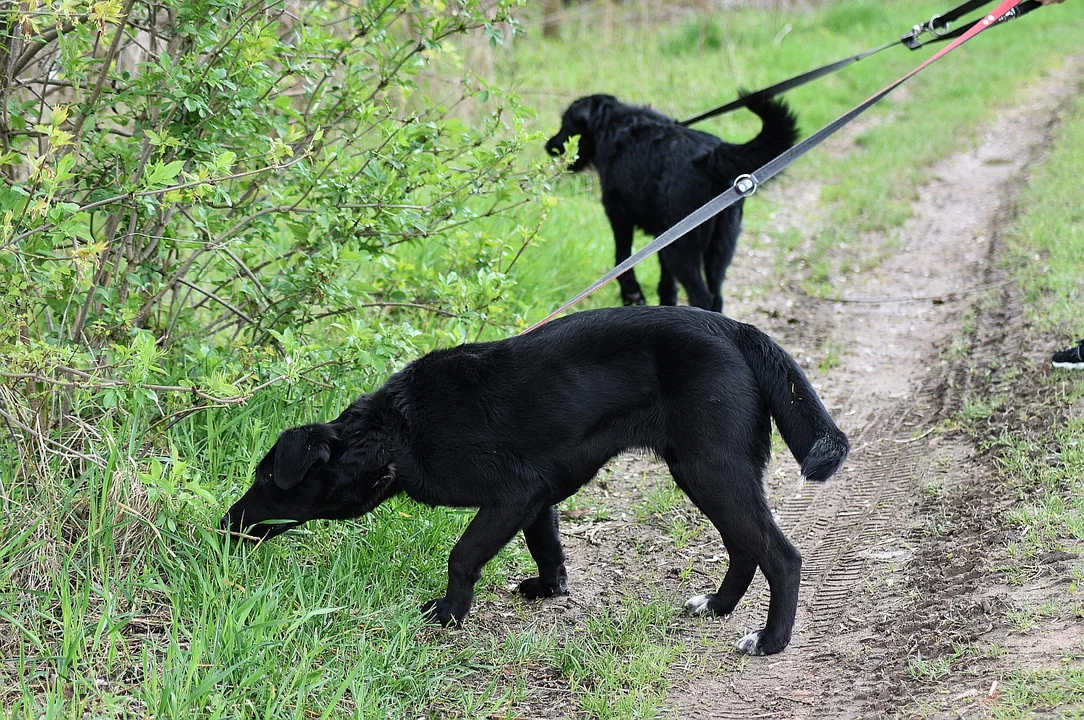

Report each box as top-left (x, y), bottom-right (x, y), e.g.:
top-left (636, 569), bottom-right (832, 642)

top-left (907, 652), bottom-right (952, 681)
top-left (818, 339), bottom-right (843, 373)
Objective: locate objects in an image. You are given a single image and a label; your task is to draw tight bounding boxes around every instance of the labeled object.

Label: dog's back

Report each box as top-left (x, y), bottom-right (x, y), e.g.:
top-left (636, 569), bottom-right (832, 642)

top-left (587, 96), bottom-right (798, 222)
top-left (392, 306), bottom-right (845, 489)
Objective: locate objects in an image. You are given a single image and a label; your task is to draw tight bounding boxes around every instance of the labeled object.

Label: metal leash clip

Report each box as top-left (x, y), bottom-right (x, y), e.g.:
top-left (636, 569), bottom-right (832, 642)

top-left (733, 174), bottom-right (759, 198)
top-left (902, 24), bottom-right (927, 49)
top-left (926, 14), bottom-right (952, 36)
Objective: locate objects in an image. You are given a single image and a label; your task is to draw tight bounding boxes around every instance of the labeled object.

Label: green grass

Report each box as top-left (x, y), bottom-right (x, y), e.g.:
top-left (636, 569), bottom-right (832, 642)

top-left (994, 664), bottom-right (1084, 719)
top-left (956, 82), bottom-right (1084, 718)
top-left (550, 601), bottom-right (682, 718)
top-left (1007, 93), bottom-right (1084, 339)
top-left (5, 2), bottom-right (1084, 717)
top-left (991, 90), bottom-right (1084, 576)
top-left (817, 339), bottom-right (843, 373)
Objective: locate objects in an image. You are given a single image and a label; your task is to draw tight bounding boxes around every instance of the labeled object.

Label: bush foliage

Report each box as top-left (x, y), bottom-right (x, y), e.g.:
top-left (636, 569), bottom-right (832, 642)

top-left (0, 0), bottom-right (550, 482)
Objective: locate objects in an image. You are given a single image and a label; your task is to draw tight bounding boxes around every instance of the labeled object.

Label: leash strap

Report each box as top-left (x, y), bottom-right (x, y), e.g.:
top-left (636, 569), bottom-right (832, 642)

top-left (524, 0), bottom-right (1023, 335)
top-left (680, 0), bottom-right (1038, 126)
top-left (678, 39), bottom-right (900, 127)
top-left (906, 0), bottom-right (1040, 48)
top-left (932, 0), bottom-right (996, 27)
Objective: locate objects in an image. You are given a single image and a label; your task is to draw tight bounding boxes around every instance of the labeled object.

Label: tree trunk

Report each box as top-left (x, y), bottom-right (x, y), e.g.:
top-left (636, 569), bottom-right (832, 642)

top-left (542, 0), bottom-right (561, 38)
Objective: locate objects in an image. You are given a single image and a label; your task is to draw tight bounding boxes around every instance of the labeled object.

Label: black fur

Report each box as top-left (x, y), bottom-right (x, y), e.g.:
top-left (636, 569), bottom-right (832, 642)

top-left (221, 306), bottom-right (848, 655)
top-left (545, 94), bottom-right (799, 312)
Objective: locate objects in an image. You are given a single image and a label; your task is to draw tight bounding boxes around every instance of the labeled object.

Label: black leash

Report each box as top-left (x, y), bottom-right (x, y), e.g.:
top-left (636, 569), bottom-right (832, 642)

top-left (525, 0), bottom-right (1025, 333)
top-left (678, 39), bottom-right (899, 127)
top-left (906, 0), bottom-right (1040, 47)
top-left (679, 0), bottom-right (1041, 127)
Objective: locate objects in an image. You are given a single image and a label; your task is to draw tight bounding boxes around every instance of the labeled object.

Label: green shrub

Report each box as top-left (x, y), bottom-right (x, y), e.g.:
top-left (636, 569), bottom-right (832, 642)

top-left (0, 0), bottom-right (551, 483)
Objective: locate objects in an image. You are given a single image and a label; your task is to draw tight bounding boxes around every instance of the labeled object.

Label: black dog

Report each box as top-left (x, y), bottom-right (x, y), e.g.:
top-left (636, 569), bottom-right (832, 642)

top-left (545, 95), bottom-right (798, 312)
top-left (222, 306), bottom-right (848, 655)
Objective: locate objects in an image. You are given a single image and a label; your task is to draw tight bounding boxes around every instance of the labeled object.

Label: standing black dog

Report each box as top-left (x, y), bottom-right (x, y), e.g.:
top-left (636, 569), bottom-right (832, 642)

top-left (545, 94), bottom-right (798, 312)
top-left (222, 306), bottom-right (848, 656)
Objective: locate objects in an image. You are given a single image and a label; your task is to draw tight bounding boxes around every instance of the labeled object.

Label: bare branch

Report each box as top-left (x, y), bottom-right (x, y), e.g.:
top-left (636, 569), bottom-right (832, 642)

top-left (312, 301), bottom-right (458, 320)
top-left (70, 0), bottom-right (138, 149)
top-left (175, 277), bottom-right (256, 326)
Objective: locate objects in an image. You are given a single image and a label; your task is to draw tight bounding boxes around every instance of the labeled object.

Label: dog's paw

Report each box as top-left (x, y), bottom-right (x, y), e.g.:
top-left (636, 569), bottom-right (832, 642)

top-left (685, 592), bottom-right (735, 617)
top-left (518, 576), bottom-right (569, 600)
top-left (420, 597), bottom-right (464, 627)
top-left (735, 630), bottom-right (766, 656)
top-left (621, 291), bottom-right (646, 307)
top-left (684, 593), bottom-right (716, 616)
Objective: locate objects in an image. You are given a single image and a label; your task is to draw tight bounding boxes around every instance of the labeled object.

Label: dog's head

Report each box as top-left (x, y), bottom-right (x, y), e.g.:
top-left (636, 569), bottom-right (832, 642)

top-left (544, 94), bottom-right (617, 171)
top-left (220, 415), bottom-right (400, 541)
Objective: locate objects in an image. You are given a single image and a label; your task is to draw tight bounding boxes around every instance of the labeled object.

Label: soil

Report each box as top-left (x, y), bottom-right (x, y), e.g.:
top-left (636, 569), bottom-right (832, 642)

top-left (474, 55), bottom-right (1084, 719)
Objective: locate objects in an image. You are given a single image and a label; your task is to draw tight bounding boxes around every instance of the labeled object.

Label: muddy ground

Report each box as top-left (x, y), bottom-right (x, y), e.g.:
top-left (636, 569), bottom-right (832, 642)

top-left (471, 56), bottom-right (1083, 719)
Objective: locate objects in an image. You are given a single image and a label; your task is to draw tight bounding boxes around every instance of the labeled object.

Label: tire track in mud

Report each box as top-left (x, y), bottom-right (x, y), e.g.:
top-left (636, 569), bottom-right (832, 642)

top-left (667, 56), bottom-right (1083, 720)
top-left (801, 410), bottom-right (923, 629)
top-left (722, 402), bottom-right (925, 643)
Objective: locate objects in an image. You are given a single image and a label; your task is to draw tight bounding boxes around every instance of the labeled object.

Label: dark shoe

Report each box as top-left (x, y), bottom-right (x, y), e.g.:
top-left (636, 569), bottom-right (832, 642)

top-left (1052, 340), bottom-right (1084, 370)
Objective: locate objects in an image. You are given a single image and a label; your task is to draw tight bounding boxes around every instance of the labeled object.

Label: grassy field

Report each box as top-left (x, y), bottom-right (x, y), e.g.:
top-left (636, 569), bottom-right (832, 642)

top-left (922, 89), bottom-right (1084, 717)
top-left (3, 1), bottom-right (1084, 718)
top-left (985, 89), bottom-right (1084, 716)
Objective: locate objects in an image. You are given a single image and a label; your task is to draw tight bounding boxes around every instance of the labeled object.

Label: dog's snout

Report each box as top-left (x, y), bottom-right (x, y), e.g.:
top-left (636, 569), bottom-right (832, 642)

top-left (220, 512), bottom-right (233, 532)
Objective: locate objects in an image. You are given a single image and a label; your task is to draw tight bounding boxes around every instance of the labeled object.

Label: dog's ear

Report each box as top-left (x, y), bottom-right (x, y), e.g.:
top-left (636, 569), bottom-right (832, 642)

top-left (565, 97), bottom-right (595, 131)
top-left (571, 94), bottom-right (616, 127)
top-left (273, 425), bottom-right (333, 490)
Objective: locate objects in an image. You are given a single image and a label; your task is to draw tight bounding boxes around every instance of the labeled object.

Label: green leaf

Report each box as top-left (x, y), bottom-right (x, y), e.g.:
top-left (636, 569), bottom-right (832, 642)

top-left (216, 150), bottom-right (236, 172)
top-left (143, 160), bottom-right (186, 189)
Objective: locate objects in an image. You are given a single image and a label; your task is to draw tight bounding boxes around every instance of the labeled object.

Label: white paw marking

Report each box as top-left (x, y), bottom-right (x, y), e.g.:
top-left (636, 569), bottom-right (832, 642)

top-left (735, 630), bottom-right (765, 655)
top-left (684, 594), bottom-right (713, 615)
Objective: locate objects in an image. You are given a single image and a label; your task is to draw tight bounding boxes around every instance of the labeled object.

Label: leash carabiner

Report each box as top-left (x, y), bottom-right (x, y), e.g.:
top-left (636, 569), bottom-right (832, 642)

top-left (681, 0), bottom-right (1047, 125)
top-left (733, 174), bottom-right (758, 198)
top-left (902, 24), bottom-right (928, 50)
top-left (927, 14), bottom-right (954, 36)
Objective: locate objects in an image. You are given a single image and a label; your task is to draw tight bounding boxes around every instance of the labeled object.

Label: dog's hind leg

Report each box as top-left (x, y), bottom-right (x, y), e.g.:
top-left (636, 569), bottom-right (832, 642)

top-left (518, 504), bottom-right (569, 599)
top-left (736, 513), bottom-right (802, 656)
top-left (665, 250), bottom-right (713, 309)
top-left (670, 457), bottom-right (801, 656)
top-left (705, 210), bottom-right (741, 313)
top-left (422, 504), bottom-right (539, 626)
top-left (605, 205), bottom-right (646, 305)
top-left (657, 255), bottom-right (678, 307)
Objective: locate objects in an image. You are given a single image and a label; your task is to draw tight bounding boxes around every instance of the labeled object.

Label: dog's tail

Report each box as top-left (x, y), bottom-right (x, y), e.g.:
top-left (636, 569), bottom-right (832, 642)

top-left (707, 93), bottom-right (800, 179)
top-left (732, 321), bottom-right (848, 482)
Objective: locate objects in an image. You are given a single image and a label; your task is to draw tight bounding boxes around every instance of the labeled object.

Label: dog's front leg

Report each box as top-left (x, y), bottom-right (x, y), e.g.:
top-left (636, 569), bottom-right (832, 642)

top-left (421, 505), bottom-right (533, 626)
top-left (605, 206), bottom-right (645, 305)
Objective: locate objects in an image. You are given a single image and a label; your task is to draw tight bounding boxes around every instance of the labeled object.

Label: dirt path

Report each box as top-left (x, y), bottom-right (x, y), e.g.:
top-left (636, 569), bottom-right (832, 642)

top-left (659, 56), bottom-right (1084, 719)
top-left (484, 55), bottom-right (1082, 720)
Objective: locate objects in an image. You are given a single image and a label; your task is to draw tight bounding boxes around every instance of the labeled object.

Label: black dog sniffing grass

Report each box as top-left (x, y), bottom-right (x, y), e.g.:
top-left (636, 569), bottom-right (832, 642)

top-left (222, 306), bottom-right (848, 655)
top-left (545, 94), bottom-right (798, 313)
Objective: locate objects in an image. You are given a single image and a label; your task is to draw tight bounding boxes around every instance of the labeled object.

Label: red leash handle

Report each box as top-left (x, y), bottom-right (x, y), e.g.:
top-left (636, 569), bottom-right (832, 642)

top-left (522, 0), bottom-right (1022, 336)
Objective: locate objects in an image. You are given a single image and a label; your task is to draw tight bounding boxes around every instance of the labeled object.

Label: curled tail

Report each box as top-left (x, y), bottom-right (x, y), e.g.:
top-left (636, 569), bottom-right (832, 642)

top-left (703, 94), bottom-right (800, 181)
top-left (732, 322), bottom-right (849, 481)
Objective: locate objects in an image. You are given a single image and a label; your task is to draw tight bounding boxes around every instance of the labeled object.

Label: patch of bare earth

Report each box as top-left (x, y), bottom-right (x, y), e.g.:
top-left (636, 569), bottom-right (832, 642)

top-left (663, 56), bottom-right (1084, 719)
top-left (469, 56), bottom-right (1083, 720)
